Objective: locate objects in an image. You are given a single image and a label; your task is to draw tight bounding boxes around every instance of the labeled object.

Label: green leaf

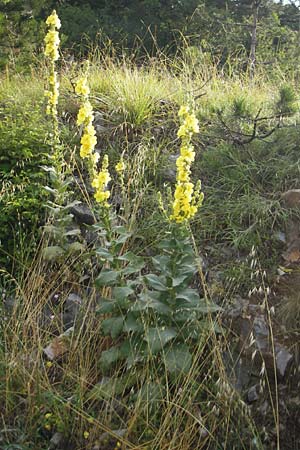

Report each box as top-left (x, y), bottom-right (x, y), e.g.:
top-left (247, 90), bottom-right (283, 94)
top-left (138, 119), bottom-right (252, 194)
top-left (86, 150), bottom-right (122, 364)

top-left (118, 252), bottom-right (145, 274)
top-left (101, 317), bottom-right (124, 338)
top-left (115, 233), bottom-right (132, 245)
top-left (88, 373), bottom-right (137, 400)
top-left (144, 327), bottom-right (177, 353)
top-left (172, 274), bottom-right (191, 288)
top-left (144, 274), bottom-right (168, 291)
top-left (113, 286), bottom-right (134, 301)
top-left (96, 299), bottom-right (116, 314)
top-left (152, 255), bottom-right (171, 272)
top-left (132, 292), bottom-right (171, 314)
top-left (42, 245), bottom-right (64, 261)
top-left (114, 226), bottom-right (132, 236)
top-left (68, 242), bottom-right (85, 253)
top-left (120, 339), bottom-right (147, 368)
top-left (164, 344), bottom-right (192, 374)
top-left (176, 288), bottom-right (200, 303)
top-left (96, 269), bottom-right (120, 286)
top-left (99, 346), bottom-right (121, 370)
top-left (134, 381), bottom-right (165, 405)
top-left (123, 313), bottom-right (143, 333)
top-left (157, 238), bottom-right (178, 250)
top-left (96, 247), bottom-right (114, 262)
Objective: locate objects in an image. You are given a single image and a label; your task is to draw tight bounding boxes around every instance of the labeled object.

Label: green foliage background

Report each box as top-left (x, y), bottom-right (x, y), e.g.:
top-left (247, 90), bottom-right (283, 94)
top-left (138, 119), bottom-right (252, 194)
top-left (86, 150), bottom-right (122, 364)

top-left (0, 0), bottom-right (299, 70)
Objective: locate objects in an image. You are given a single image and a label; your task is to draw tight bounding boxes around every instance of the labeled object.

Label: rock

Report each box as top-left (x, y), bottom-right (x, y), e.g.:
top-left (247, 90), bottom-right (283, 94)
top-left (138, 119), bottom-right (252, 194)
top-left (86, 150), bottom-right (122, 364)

top-left (3, 294), bottom-right (17, 313)
top-left (161, 153), bottom-right (179, 182)
top-left (282, 189), bottom-right (300, 209)
top-left (282, 239), bottom-right (300, 263)
top-left (63, 293), bottom-right (82, 329)
top-left (253, 316), bottom-right (269, 338)
top-left (97, 429), bottom-right (127, 444)
top-left (43, 327), bottom-right (74, 360)
top-left (49, 432), bottom-right (64, 449)
top-left (276, 345), bottom-right (293, 378)
top-left (70, 203), bottom-right (95, 225)
top-left (247, 384), bottom-right (260, 403)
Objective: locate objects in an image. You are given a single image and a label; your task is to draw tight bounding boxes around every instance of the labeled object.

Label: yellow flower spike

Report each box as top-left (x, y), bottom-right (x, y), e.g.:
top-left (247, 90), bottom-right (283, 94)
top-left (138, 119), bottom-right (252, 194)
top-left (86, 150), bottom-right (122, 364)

top-left (93, 155), bottom-right (111, 207)
top-left (44, 10), bottom-right (60, 131)
top-left (170, 106), bottom-right (203, 223)
top-left (46, 10), bottom-right (61, 29)
top-left (75, 76), bottom-right (90, 96)
top-left (77, 101), bottom-right (94, 125)
top-left (178, 105), bottom-right (190, 117)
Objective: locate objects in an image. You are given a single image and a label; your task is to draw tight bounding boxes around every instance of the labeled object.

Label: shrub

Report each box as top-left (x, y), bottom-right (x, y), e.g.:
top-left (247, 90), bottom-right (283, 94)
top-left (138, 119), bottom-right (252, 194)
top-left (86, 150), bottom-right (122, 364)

top-left (0, 99), bottom-right (50, 267)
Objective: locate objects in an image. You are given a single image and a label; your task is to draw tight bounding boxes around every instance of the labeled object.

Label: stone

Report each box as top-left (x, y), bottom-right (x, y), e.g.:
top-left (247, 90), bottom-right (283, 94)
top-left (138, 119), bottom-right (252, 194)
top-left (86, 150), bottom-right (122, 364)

top-left (3, 294), bottom-right (17, 313)
top-left (70, 203), bottom-right (95, 225)
top-left (43, 327), bottom-right (74, 360)
top-left (49, 432), bottom-right (64, 449)
top-left (63, 293), bottom-right (82, 329)
top-left (281, 189), bottom-right (300, 209)
top-left (253, 316), bottom-right (269, 338)
top-left (161, 153), bottom-right (179, 182)
top-left (276, 346), bottom-right (293, 378)
top-left (247, 384), bottom-right (260, 403)
top-left (282, 239), bottom-right (300, 263)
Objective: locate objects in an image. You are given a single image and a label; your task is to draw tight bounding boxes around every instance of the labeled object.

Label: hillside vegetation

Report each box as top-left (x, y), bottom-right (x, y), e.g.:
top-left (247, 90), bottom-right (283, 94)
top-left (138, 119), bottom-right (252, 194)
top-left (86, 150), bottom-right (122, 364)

top-left (1, 3), bottom-right (300, 450)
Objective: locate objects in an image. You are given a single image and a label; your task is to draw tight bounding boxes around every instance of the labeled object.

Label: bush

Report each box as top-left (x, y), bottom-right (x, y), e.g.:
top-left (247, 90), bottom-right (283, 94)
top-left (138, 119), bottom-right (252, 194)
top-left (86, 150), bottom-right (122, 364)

top-left (0, 98), bottom-right (50, 267)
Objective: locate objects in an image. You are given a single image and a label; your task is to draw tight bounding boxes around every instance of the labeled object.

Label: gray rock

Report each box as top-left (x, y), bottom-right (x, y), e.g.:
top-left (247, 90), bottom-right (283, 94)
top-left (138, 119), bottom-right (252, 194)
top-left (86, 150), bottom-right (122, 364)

top-left (276, 346), bottom-right (293, 378)
top-left (161, 153), bottom-right (179, 182)
top-left (247, 384), bottom-right (260, 403)
top-left (70, 203), bottom-right (95, 225)
top-left (253, 316), bottom-right (269, 338)
top-left (3, 294), bottom-right (17, 313)
top-left (49, 432), bottom-right (64, 449)
top-left (63, 293), bottom-right (82, 329)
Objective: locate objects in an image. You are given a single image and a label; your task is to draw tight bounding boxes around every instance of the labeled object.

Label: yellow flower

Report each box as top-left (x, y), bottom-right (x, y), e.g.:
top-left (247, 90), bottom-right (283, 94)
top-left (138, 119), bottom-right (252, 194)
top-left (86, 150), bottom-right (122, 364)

top-left (46, 10), bottom-right (61, 29)
top-left (45, 413), bottom-right (52, 419)
top-left (92, 171), bottom-right (111, 188)
top-left (75, 77), bottom-right (90, 96)
top-left (180, 145), bottom-right (195, 162)
top-left (77, 101), bottom-right (93, 125)
top-left (93, 155), bottom-right (111, 207)
top-left (115, 159), bottom-right (125, 173)
top-left (185, 113), bottom-right (199, 133)
top-left (178, 105), bottom-right (190, 117)
top-left (80, 124), bottom-right (97, 158)
top-left (94, 190), bottom-right (110, 203)
top-left (170, 105), bottom-right (203, 223)
top-left (91, 152), bottom-right (100, 167)
top-left (83, 431), bottom-right (90, 439)
top-left (44, 29), bottom-right (60, 61)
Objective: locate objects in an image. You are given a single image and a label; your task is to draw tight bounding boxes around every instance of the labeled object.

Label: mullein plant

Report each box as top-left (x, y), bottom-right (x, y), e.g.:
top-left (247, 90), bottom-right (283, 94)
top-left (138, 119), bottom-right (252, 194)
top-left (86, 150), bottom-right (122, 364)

top-left (94, 105), bottom-right (220, 376)
top-left (75, 69), bottom-right (112, 210)
top-left (43, 10), bottom-right (73, 256)
top-left (44, 10), bottom-right (61, 173)
top-left (169, 105), bottom-right (204, 223)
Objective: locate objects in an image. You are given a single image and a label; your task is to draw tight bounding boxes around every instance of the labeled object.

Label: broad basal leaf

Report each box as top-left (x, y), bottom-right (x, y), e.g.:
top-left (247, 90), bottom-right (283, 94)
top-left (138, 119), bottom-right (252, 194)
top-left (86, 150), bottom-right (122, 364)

top-left (164, 343), bottom-right (192, 374)
top-left (144, 327), bottom-right (177, 353)
top-left (101, 317), bottom-right (124, 339)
